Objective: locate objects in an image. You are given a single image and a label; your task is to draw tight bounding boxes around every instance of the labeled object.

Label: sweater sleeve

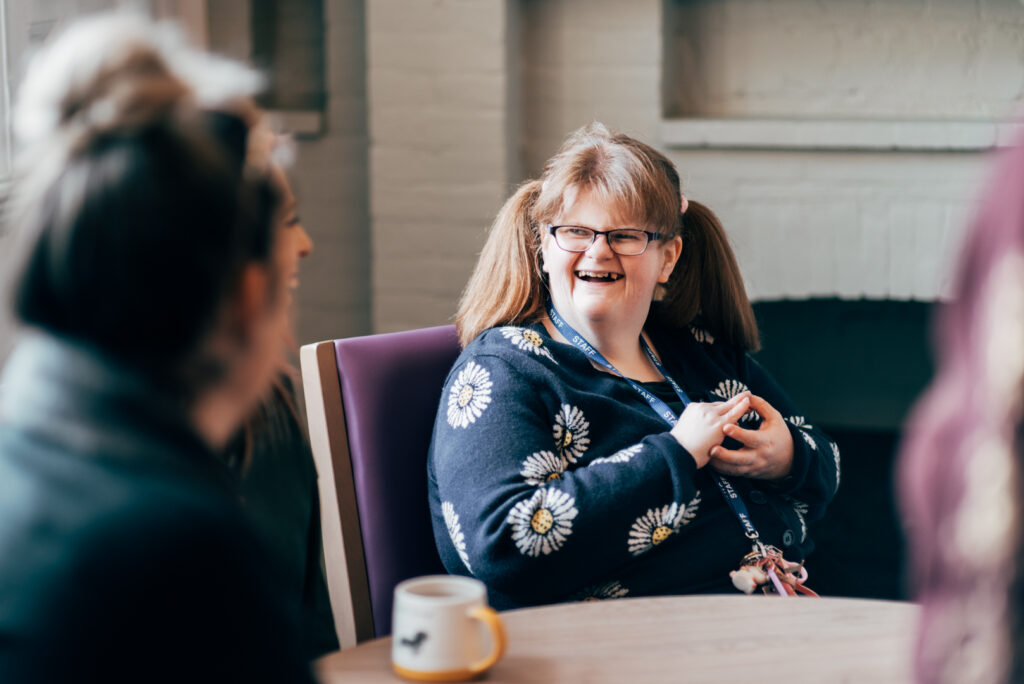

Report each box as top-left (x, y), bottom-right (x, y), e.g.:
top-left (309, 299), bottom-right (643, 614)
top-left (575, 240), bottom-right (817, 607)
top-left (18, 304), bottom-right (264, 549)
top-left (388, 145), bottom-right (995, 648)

top-left (431, 350), bottom-right (703, 605)
top-left (737, 352), bottom-right (840, 521)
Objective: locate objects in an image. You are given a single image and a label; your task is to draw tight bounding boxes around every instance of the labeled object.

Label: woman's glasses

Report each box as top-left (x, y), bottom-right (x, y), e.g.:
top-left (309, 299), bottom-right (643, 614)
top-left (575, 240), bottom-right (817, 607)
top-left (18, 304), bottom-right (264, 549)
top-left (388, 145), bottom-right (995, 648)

top-left (548, 225), bottom-right (663, 256)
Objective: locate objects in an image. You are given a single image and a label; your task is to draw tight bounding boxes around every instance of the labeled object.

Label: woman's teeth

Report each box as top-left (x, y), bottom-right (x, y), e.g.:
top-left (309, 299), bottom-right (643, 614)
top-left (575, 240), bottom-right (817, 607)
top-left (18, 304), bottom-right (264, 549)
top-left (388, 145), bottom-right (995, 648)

top-left (576, 270), bottom-right (622, 282)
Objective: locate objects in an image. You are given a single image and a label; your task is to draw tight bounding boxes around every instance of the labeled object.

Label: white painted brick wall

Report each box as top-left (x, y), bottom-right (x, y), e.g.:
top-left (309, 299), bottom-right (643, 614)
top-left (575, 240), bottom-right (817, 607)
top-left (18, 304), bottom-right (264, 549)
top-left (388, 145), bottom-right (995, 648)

top-left (367, 0), bottom-right (517, 333)
top-left (667, 148), bottom-right (988, 301)
top-left (521, 0), bottom-right (663, 176)
top-left (666, 0), bottom-right (1024, 119)
top-left (289, 0), bottom-right (372, 344)
top-left (209, 0), bottom-right (372, 345)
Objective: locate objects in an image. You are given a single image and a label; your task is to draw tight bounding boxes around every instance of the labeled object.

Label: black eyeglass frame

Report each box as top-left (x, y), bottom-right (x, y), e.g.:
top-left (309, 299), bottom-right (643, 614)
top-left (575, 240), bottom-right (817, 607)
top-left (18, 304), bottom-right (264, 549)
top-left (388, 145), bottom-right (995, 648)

top-left (547, 224), bottom-right (665, 256)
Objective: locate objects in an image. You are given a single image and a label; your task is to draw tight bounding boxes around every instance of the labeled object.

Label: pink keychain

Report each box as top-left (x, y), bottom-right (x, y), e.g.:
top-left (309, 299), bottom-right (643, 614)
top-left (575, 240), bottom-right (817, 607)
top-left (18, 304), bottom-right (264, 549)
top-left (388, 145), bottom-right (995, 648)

top-left (730, 545), bottom-right (819, 597)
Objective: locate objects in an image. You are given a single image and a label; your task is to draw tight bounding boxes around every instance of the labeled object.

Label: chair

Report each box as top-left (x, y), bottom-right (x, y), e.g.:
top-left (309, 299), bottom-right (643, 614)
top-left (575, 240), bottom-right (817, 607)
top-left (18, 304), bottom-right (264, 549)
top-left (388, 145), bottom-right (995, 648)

top-left (300, 325), bottom-right (461, 648)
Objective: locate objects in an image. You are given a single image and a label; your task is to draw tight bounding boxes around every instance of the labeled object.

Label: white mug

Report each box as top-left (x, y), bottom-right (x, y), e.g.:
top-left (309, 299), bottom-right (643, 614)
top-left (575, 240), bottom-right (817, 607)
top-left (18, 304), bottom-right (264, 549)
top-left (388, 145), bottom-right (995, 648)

top-left (391, 575), bottom-right (507, 682)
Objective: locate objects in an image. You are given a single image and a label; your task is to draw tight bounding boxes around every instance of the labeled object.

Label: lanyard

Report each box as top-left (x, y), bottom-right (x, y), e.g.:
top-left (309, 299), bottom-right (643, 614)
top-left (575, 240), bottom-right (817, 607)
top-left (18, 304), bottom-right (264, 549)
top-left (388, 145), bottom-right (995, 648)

top-left (546, 303), bottom-right (761, 542)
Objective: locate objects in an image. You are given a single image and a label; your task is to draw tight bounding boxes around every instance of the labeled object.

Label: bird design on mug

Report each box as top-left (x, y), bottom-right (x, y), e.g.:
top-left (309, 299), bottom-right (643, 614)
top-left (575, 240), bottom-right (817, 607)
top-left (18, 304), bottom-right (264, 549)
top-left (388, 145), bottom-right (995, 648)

top-left (400, 631), bottom-right (428, 653)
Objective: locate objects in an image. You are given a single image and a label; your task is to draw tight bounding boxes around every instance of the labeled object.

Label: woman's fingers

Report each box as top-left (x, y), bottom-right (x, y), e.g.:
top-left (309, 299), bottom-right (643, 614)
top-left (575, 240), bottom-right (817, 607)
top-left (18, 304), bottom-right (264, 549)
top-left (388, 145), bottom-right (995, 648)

top-left (746, 393), bottom-right (777, 420)
top-left (720, 396), bottom-right (751, 426)
top-left (715, 391), bottom-right (750, 415)
top-left (722, 422), bottom-right (759, 447)
top-left (708, 446), bottom-right (754, 470)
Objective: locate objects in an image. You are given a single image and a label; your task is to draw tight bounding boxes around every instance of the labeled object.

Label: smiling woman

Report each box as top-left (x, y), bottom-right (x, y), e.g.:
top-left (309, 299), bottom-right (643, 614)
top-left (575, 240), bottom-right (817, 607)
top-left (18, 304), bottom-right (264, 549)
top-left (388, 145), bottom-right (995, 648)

top-left (427, 123), bottom-right (840, 608)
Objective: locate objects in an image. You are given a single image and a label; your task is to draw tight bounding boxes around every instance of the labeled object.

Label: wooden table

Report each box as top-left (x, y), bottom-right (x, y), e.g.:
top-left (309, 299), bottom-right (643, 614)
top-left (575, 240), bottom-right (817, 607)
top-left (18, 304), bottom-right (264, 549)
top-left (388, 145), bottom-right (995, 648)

top-left (316, 595), bottom-right (919, 683)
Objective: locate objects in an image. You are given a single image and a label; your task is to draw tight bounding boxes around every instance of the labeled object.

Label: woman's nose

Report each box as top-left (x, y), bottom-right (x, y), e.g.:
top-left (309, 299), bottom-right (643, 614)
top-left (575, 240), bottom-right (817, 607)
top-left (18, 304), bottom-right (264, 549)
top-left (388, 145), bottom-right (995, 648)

top-left (297, 225), bottom-right (313, 258)
top-left (585, 232), bottom-right (615, 258)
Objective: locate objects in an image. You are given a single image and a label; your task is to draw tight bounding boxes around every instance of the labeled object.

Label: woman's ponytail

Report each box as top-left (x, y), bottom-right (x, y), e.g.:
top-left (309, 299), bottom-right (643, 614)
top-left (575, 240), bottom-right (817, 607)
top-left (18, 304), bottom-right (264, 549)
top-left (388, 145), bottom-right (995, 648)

top-left (663, 200), bottom-right (760, 351)
top-left (456, 179), bottom-right (544, 347)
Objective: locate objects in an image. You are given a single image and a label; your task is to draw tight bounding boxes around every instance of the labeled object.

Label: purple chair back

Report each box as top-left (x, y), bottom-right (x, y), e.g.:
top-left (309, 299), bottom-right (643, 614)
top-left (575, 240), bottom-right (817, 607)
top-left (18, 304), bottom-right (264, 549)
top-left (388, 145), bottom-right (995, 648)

top-left (300, 325), bottom-right (459, 647)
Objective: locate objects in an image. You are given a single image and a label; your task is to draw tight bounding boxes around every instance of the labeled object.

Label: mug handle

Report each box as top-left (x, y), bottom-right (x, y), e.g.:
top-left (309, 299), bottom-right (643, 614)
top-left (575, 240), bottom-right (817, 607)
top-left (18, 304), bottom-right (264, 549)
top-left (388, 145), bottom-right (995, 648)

top-left (467, 605), bottom-right (507, 675)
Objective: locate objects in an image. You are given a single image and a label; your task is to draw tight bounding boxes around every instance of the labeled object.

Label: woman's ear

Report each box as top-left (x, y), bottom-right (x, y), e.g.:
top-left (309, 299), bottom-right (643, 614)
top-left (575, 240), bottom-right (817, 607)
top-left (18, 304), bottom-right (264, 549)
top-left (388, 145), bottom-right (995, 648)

top-left (234, 266), bottom-right (268, 339)
top-left (228, 263), bottom-right (274, 344)
top-left (658, 235), bottom-right (683, 284)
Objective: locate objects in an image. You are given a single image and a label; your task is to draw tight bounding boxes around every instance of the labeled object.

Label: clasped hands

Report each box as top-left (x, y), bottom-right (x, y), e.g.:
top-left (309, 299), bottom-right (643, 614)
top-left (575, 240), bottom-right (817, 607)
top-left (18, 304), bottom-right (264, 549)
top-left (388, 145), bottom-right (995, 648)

top-left (670, 391), bottom-right (794, 481)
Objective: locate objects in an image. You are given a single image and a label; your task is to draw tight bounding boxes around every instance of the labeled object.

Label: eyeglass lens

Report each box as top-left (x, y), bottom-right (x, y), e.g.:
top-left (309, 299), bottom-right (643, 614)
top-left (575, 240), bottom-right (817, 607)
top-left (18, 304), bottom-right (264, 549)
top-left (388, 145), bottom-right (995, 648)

top-left (553, 226), bottom-right (651, 256)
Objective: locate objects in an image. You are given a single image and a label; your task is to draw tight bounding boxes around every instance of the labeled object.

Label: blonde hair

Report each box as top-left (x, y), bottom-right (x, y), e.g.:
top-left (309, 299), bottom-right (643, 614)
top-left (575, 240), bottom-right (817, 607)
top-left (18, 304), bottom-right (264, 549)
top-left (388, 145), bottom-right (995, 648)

top-left (456, 122), bottom-right (759, 350)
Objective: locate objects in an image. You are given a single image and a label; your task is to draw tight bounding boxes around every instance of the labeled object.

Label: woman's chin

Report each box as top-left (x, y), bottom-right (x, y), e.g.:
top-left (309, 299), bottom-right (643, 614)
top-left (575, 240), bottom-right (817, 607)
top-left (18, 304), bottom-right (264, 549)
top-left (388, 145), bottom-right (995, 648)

top-left (569, 303), bottom-right (623, 328)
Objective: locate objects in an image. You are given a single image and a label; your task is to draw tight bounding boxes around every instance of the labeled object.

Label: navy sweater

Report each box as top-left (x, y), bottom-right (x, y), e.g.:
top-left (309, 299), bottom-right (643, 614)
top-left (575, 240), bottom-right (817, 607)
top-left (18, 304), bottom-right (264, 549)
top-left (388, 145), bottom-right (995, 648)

top-left (427, 317), bottom-right (839, 609)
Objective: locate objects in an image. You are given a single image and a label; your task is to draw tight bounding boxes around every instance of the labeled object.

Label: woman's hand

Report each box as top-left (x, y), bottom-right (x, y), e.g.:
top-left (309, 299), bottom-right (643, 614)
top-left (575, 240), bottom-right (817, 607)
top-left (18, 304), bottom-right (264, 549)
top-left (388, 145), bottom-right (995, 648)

top-left (708, 394), bottom-right (794, 481)
top-left (671, 392), bottom-right (751, 469)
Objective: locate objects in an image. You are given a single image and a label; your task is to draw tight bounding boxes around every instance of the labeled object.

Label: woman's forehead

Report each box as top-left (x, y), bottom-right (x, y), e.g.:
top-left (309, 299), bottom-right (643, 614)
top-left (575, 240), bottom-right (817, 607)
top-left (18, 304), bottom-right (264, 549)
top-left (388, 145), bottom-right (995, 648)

top-left (558, 185), bottom-right (645, 226)
top-left (269, 164), bottom-right (296, 209)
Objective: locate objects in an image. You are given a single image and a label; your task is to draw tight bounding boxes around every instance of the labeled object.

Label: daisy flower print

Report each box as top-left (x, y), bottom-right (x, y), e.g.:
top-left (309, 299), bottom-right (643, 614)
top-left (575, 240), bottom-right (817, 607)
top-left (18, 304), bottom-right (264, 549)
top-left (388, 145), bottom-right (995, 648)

top-left (573, 580), bottom-right (629, 602)
top-left (711, 379), bottom-right (757, 423)
top-left (507, 488), bottom-right (578, 557)
top-left (552, 404), bottom-right (590, 463)
top-left (589, 444), bottom-right (643, 466)
top-left (690, 325), bottom-right (714, 345)
top-left (442, 501), bottom-right (472, 572)
top-left (628, 494), bottom-right (701, 556)
top-left (501, 326), bottom-right (555, 362)
top-left (785, 415), bottom-right (817, 449)
top-left (446, 361), bottom-right (493, 429)
top-left (831, 441), bottom-right (841, 489)
top-left (520, 450), bottom-right (567, 486)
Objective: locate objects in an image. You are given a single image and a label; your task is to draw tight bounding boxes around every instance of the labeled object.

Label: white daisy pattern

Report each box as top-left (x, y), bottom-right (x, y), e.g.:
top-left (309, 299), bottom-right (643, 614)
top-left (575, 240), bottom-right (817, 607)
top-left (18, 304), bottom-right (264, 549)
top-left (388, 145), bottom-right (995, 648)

top-left (501, 326), bottom-right (555, 363)
top-left (520, 451), bottom-right (567, 486)
top-left (589, 444), bottom-right (644, 466)
top-left (446, 362), bottom-right (493, 429)
top-left (831, 441), bottom-right (842, 490)
top-left (690, 326), bottom-right (715, 344)
top-left (574, 580), bottom-right (630, 602)
top-left (711, 379), bottom-right (757, 422)
top-left (785, 416), bottom-right (817, 449)
top-left (552, 404), bottom-right (591, 463)
top-left (507, 488), bottom-right (579, 557)
top-left (628, 493), bottom-right (702, 556)
top-left (442, 501), bottom-right (472, 572)
top-left (786, 415), bottom-right (813, 429)
top-left (785, 497), bottom-right (809, 543)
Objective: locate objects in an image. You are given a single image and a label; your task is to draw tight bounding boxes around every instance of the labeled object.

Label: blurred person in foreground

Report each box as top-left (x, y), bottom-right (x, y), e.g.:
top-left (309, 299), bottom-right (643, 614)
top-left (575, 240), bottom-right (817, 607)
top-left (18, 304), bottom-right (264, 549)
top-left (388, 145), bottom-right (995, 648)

top-left (428, 123), bottom-right (839, 607)
top-left (0, 14), bottom-right (312, 682)
top-left (900, 135), bottom-right (1024, 683)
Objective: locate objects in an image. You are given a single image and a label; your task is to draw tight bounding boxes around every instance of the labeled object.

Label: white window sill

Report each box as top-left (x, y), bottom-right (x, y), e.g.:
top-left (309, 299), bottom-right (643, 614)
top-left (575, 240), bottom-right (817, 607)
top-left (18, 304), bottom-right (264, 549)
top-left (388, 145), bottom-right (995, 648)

top-left (660, 117), bottom-right (1022, 152)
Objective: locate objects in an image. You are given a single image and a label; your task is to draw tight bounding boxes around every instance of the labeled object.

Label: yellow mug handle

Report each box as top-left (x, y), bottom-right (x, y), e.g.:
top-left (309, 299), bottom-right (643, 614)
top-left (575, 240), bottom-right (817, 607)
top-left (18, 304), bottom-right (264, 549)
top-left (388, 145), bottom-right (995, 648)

top-left (467, 605), bottom-right (507, 675)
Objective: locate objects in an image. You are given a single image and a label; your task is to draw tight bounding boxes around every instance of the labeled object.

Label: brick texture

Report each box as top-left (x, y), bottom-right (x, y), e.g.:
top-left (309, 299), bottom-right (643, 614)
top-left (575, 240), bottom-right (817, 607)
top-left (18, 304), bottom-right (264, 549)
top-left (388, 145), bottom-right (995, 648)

top-left (209, 0), bottom-right (373, 345)
top-left (367, 0), bottom-right (516, 332)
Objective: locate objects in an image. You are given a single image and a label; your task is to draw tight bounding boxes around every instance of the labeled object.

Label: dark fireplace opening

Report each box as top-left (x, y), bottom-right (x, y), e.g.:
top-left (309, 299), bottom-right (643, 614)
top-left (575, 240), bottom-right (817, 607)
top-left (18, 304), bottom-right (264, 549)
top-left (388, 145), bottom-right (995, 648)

top-left (752, 299), bottom-right (936, 600)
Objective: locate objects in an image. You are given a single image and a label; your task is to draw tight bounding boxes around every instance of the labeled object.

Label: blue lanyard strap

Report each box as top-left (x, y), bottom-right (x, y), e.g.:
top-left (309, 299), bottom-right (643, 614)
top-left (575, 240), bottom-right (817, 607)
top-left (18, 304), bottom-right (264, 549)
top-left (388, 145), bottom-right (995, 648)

top-left (546, 303), bottom-right (760, 541)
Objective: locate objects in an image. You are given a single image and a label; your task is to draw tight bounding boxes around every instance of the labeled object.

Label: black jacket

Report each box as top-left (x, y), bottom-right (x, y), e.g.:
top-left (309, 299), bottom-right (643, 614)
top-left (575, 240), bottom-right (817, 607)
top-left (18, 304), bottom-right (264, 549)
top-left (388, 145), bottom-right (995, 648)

top-left (0, 333), bottom-right (313, 683)
top-left (229, 375), bottom-right (338, 658)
